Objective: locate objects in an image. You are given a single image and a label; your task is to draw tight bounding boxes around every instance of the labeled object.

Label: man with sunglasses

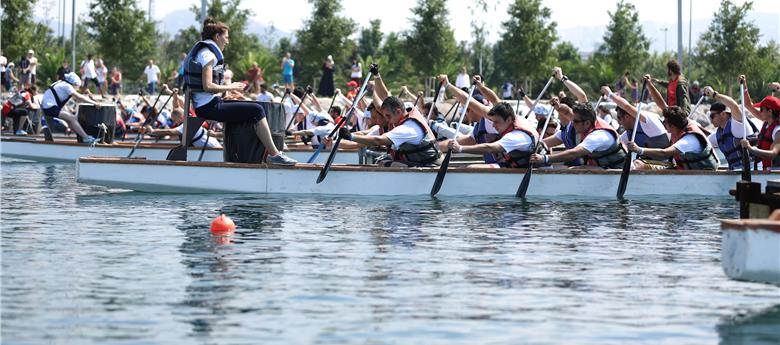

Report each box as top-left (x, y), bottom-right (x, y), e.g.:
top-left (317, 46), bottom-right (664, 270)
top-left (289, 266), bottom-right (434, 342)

top-left (530, 103), bottom-right (626, 169)
top-left (601, 85), bottom-right (671, 169)
top-left (701, 85), bottom-right (756, 170)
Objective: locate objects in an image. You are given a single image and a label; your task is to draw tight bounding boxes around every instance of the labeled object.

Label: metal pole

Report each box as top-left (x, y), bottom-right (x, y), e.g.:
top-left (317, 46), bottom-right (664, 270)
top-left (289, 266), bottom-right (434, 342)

top-left (201, 0), bottom-right (207, 21)
top-left (677, 0), bottom-right (683, 64)
top-left (687, 0), bottom-right (692, 77)
top-left (71, 0), bottom-right (76, 68)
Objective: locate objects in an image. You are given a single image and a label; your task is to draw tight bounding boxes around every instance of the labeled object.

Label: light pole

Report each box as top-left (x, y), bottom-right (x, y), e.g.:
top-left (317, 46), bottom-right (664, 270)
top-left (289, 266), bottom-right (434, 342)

top-left (661, 27), bottom-right (669, 52)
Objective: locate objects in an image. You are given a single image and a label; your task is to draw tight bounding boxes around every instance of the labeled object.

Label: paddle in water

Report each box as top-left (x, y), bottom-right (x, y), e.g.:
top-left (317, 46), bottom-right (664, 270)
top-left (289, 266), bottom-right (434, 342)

top-left (616, 79), bottom-right (649, 199)
top-left (514, 77), bottom-right (560, 198)
top-left (430, 84), bottom-right (477, 197)
top-left (316, 65), bottom-right (376, 183)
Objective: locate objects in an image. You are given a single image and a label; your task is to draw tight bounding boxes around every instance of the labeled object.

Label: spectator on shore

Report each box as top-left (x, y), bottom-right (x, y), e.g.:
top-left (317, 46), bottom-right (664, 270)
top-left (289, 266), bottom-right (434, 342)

top-left (318, 55), bottom-right (335, 97)
top-left (19, 52), bottom-right (31, 88)
top-left (650, 59), bottom-right (690, 113)
top-left (350, 58), bottom-right (362, 84)
top-left (56, 60), bottom-right (70, 81)
top-left (109, 67), bottom-right (122, 95)
top-left (143, 59), bottom-right (160, 94)
top-left (256, 83), bottom-right (274, 102)
top-left (246, 62), bottom-right (263, 93)
top-left (281, 52), bottom-right (295, 90)
top-left (455, 66), bottom-right (470, 89)
top-left (0, 52), bottom-right (7, 90)
top-left (3, 62), bottom-right (18, 91)
top-left (80, 54), bottom-right (99, 93)
top-left (95, 58), bottom-right (107, 97)
top-left (346, 80), bottom-right (358, 101)
top-left (501, 82), bottom-right (513, 100)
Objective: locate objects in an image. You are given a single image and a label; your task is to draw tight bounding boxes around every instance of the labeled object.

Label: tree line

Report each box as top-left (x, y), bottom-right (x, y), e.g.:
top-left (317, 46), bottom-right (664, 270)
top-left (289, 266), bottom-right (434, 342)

top-left (1, 0), bottom-right (778, 99)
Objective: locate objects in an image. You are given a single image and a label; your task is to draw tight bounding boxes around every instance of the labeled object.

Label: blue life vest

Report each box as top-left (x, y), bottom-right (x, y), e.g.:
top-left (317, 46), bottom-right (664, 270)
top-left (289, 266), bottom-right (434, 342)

top-left (626, 123), bottom-right (671, 149)
top-left (473, 118), bottom-right (499, 164)
top-left (560, 122), bottom-right (583, 166)
top-left (183, 41), bottom-right (224, 92)
top-left (716, 118), bottom-right (757, 170)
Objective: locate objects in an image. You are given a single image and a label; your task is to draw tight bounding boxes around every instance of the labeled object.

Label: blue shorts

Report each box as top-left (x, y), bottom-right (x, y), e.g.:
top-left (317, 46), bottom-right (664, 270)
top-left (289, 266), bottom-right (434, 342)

top-left (43, 106), bottom-right (62, 118)
top-left (283, 74), bottom-right (293, 84)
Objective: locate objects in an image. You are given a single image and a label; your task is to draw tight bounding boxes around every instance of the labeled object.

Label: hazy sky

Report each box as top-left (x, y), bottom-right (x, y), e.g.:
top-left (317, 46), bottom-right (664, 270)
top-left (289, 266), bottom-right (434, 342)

top-left (37, 0), bottom-right (779, 44)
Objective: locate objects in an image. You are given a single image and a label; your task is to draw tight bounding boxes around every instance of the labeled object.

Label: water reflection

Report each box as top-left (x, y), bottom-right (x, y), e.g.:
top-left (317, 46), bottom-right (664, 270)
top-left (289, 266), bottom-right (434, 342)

top-left (717, 304), bottom-right (780, 345)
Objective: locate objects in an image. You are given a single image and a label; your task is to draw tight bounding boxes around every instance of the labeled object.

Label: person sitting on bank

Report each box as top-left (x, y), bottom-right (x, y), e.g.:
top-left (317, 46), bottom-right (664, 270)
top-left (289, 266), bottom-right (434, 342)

top-left (739, 80), bottom-right (780, 170)
top-left (626, 106), bottom-right (718, 170)
top-left (601, 85), bottom-right (671, 169)
top-left (184, 17), bottom-right (295, 165)
top-left (41, 72), bottom-right (102, 144)
top-left (530, 103), bottom-right (626, 169)
top-left (339, 94), bottom-right (441, 167)
top-left (701, 84), bottom-right (756, 170)
top-left (2, 85), bottom-right (39, 135)
top-left (446, 102), bottom-right (538, 168)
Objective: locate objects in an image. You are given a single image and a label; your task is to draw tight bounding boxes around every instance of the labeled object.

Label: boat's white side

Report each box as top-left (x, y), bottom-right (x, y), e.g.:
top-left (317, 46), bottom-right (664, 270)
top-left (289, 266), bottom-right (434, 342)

top-left (76, 156), bottom-right (780, 197)
top-left (0, 138), bottom-right (360, 164)
top-left (721, 219), bottom-right (780, 285)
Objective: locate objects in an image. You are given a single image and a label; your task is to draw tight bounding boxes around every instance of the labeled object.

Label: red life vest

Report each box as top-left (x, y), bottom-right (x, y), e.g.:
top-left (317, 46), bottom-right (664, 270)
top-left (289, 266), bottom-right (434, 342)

top-left (667, 77), bottom-right (678, 107)
top-left (757, 119), bottom-right (780, 169)
top-left (671, 122), bottom-right (712, 170)
top-left (496, 116), bottom-right (539, 167)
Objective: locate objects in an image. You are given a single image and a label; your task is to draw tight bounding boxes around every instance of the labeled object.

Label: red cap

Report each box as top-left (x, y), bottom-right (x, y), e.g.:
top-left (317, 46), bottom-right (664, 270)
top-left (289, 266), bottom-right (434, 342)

top-left (753, 96), bottom-right (780, 111)
top-left (346, 81), bottom-right (358, 87)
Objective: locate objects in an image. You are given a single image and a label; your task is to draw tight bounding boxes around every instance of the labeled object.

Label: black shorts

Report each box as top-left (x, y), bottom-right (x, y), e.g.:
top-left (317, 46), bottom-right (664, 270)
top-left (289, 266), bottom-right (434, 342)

top-left (195, 97), bottom-right (265, 123)
top-left (43, 106), bottom-right (61, 118)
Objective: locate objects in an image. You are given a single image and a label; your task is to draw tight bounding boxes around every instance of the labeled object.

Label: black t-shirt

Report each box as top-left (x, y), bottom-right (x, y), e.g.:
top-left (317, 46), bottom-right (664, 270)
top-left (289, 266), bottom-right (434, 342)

top-left (56, 66), bottom-right (71, 81)
top-left (19, 58), bottom-right (30, 71)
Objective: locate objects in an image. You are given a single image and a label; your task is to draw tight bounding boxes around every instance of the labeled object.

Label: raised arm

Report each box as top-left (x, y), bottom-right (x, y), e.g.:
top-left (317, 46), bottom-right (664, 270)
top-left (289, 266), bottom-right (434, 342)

top-left (473, 76), bottom-right (499, 105)
top-left (740, 75), bottom-right (761, 119)
top-left (370, 64), bottom-right (390, 100)
top-left (438, 74), bottom-right (490, 118)
top-left (703, 85), bottom-right (744, 123)
top-left (644, 75), bottom-right (667, 110)
top-left (554, 67), bottom-right (587, 103)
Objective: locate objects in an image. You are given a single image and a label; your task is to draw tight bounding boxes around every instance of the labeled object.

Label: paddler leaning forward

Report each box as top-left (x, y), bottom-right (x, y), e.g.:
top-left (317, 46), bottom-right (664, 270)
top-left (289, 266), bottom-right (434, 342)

top-left (529, 102), bottom-right (627, 169)
top-left (183, 17), bottom-right (295, 165)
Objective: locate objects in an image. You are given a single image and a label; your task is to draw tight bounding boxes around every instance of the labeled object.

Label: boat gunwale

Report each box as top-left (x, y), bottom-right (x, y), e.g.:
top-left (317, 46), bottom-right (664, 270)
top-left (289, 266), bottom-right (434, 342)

top-left (721, 219), bottom-right (780, 233)
top-left (1, 137), bottom-right (356, 152)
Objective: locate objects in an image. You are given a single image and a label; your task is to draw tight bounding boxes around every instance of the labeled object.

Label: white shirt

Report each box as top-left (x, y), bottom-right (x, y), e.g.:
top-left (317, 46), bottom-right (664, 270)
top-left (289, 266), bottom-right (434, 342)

top-left (620, 111), bottom-right (668, 144)
top-left (96, 63), bottom-right (108, 82)
top-left (708, 116), bottom-right (756, 148)
top-left (578, 130), bottom-right (615, 153)
top-left (352, 109), bottom-right (370, 132)
top-left (175, 124), bottom-right (221, 148)
top-left (674, 133), bottom-right (704, 154)
top-left (455, 73), bottom-right (470, 88)
top-left (82, 59), bottom-right (97, 79)
top-left (192, 44), bottom-right (219, 108)
top-left (28, 56), bottom-right (38, 74)
top-left (0, 55), bottom-right (6, 72)
top-left (41, 81), bottom-right (76, 109)
top-left (498, 130), bottom-right (534, 153)
top-left (256, 91), bottom-right (274, 103)
top-left (144, 64), bottom-right (160, 83)
top-left (350, 63), bottom-right (362, 78)
top-left (384, 120), bottom-right (425, 150)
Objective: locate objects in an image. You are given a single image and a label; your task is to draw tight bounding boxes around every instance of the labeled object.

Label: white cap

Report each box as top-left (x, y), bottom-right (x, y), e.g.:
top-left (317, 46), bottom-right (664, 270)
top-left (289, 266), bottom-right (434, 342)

top-left (64, 72), bottom-right (82, 87)
top-left (404, 102), bottom-right (414, 112)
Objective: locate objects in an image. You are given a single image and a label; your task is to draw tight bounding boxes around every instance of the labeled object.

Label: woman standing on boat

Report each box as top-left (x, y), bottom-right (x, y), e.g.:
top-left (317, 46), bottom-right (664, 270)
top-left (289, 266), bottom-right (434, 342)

top-left (183, 17), bottom-right (296, 165)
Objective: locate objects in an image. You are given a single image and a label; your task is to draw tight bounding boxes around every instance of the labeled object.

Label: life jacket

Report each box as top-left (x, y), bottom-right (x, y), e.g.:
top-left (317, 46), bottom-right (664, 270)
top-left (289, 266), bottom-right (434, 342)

top-left (667, 77), bottom-right (678, 107)
top-left (582, 118), bottom-right (627, 169)
top-left (671, 122), bottom-right (719, 170)
top-left (560, 122), bottom-right (583, 166)
top-left (624, 119), bottom-right (671, 149)
top-left (388, 108), bottom-right (441, 165)
top-left (1, 91), bottom-right (30, 116)
top-left (183, 40), bottom-right (224, 92)
top-left (494, 116), bottom-right (539, 168)
top-left (473, 117), bottom-right (499, 164)
top-left (46, 80), bottom-right (73, 109)
top-left (716, 117), bottom-right (757, 169)
top-left (757, 119), bottom-right (780, 169)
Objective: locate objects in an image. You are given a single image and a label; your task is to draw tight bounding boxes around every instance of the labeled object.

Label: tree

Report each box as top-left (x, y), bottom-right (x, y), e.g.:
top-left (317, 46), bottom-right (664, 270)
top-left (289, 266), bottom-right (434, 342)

top-left (493, 0), bottom-right (557, 87)
top-left (86, 0), bottom-right (158, 81)
top-left (598, 0), bottom-right (650, 79)
top-left (697, 0), bottom-right (760, 92)
top-left (404, 0), bottom-right (458, 77)
top-left (358, 19), bottom-right (383, 60)
top-left (296, 0), bottom-right (356, 87)
top-left (1, 0), bottom-right (55, 63)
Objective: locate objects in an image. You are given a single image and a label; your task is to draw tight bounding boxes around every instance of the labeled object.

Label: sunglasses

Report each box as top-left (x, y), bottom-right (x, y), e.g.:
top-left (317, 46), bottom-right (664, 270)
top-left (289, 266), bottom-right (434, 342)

top-left (572, 118), bottom-right (588, 124)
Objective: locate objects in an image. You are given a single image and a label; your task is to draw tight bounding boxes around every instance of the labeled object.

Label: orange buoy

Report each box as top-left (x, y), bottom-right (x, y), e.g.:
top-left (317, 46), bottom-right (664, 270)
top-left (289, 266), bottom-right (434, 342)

top-left (210, 214), bottom-right (236, 235)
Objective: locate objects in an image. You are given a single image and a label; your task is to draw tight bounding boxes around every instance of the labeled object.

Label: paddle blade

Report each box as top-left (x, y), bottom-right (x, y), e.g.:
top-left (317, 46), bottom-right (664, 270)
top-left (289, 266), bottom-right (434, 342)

top-left (430, 150), bottom-right (453, 197)
top-left (741, 147), bottom-right (752, 182)
top-left (515, 166), bottom-right (534, 198)
top-left (616, 153), bottom-right (633, 199)
top-left (316, 138), bottom-right (342, 184)
top-left (166, 145), bottom-right (187, 161)
top-left (307, 144), bottom-right (324, 164)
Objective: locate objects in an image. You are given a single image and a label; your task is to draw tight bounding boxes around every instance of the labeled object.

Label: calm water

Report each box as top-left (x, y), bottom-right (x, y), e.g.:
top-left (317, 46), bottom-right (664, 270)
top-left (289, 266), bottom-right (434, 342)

top-left (1, 160), bottom-right (779, 345)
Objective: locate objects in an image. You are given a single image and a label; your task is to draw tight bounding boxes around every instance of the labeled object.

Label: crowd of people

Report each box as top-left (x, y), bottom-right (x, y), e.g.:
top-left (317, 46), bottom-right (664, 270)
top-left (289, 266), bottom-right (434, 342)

top-left (3, 17), bottom-right (780, 172)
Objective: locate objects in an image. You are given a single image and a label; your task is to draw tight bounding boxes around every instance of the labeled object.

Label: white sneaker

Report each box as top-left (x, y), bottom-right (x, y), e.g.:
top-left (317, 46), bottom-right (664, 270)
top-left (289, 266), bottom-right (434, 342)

top-left (83, 136), bottom-right (98, 144)
top-left (15, 129), bottom-right (27, 135)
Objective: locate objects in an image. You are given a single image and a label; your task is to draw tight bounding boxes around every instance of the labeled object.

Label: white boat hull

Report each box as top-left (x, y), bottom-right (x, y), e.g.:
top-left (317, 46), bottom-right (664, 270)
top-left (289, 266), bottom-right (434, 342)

top-left (1, 138), bottom-right (360, 164)
top-left (721, 219), bottom-right (780, 285)
top-left (76, 156), bottom-right (780, 197)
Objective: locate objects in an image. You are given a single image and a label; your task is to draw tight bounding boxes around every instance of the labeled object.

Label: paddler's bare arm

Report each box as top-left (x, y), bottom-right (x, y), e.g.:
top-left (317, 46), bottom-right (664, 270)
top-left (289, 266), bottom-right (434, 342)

top-left (473, 76), bottom-right (499, 105)
top-left (643, 74), bottom-right (668, 110)
top-left (437, 74), bottom-right (490, 118)
top-left (554, 67), bottom-right (587, 103)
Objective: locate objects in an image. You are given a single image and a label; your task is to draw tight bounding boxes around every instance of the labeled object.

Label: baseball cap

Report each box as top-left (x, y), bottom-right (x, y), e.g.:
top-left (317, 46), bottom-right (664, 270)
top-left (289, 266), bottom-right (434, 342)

top-left (753, 96), bottom-right (780, 111)
top-left (346, 81), bottom-right (358, 87)
top-left (710, 102), bottom-right (728, 113)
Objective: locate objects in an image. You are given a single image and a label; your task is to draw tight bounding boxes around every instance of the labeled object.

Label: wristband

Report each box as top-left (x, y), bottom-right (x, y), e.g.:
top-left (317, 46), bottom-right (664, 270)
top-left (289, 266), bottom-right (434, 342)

top-left (456, 144), bottom-right (462, 153)
top-left (543, 154), bottom-right (549, 164)
top-left (712, 91), bottom-right (719, 99)
top-left (638, 148), bottom-right (644, 156)
top-left (519, 90), bottom-right (526, 98)
top-left (561, 75), bottom-right (569, 82)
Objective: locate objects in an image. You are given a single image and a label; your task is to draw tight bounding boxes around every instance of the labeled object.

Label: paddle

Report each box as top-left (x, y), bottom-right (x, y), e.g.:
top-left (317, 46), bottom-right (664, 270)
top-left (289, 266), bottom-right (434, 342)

top-left (315, 66), bottom-right (375, 183)
top-left (523, 76), bottom-right (555, 119)
top-left (689, 94), bottom-right (705, 118)
top-left (616, 79), bottom-right (649, 199)
top-left (197, 120), bottom-right (212, 162)
top-left (515, 107), bottom-right (557, 198)
top-left (739, 79), bottom-right (752, 182)
top-left (305, 91), bottom-right (341, 163)
top-left (128, 90), bottom-right (176, 158)
top-left (430, 84), bottom-right (477, 197)
top-left (284, 85), bottom-right (312, 133)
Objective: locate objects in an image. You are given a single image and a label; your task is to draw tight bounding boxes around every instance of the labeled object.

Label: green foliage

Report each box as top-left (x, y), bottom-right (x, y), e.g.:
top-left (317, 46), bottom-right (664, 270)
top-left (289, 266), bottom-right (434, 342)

top-left (358, 19), bottom-right (383, 60)
top-left (378, 32), bottom-right (416, 87)
top-left (494, 0), bottom-right (557, 86)
top-left (296, 0), bottom-right (356, 88)
top-left (697, 0), bottom-right (760, 92)
top-left (599, 0), bottom-right (650, 77)
top-left (86, 0), bottom-right (158, 82)
top-left (404, 0), bottom-right (458, 77)
top-left (1, 0), bottom-right (54, 62)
